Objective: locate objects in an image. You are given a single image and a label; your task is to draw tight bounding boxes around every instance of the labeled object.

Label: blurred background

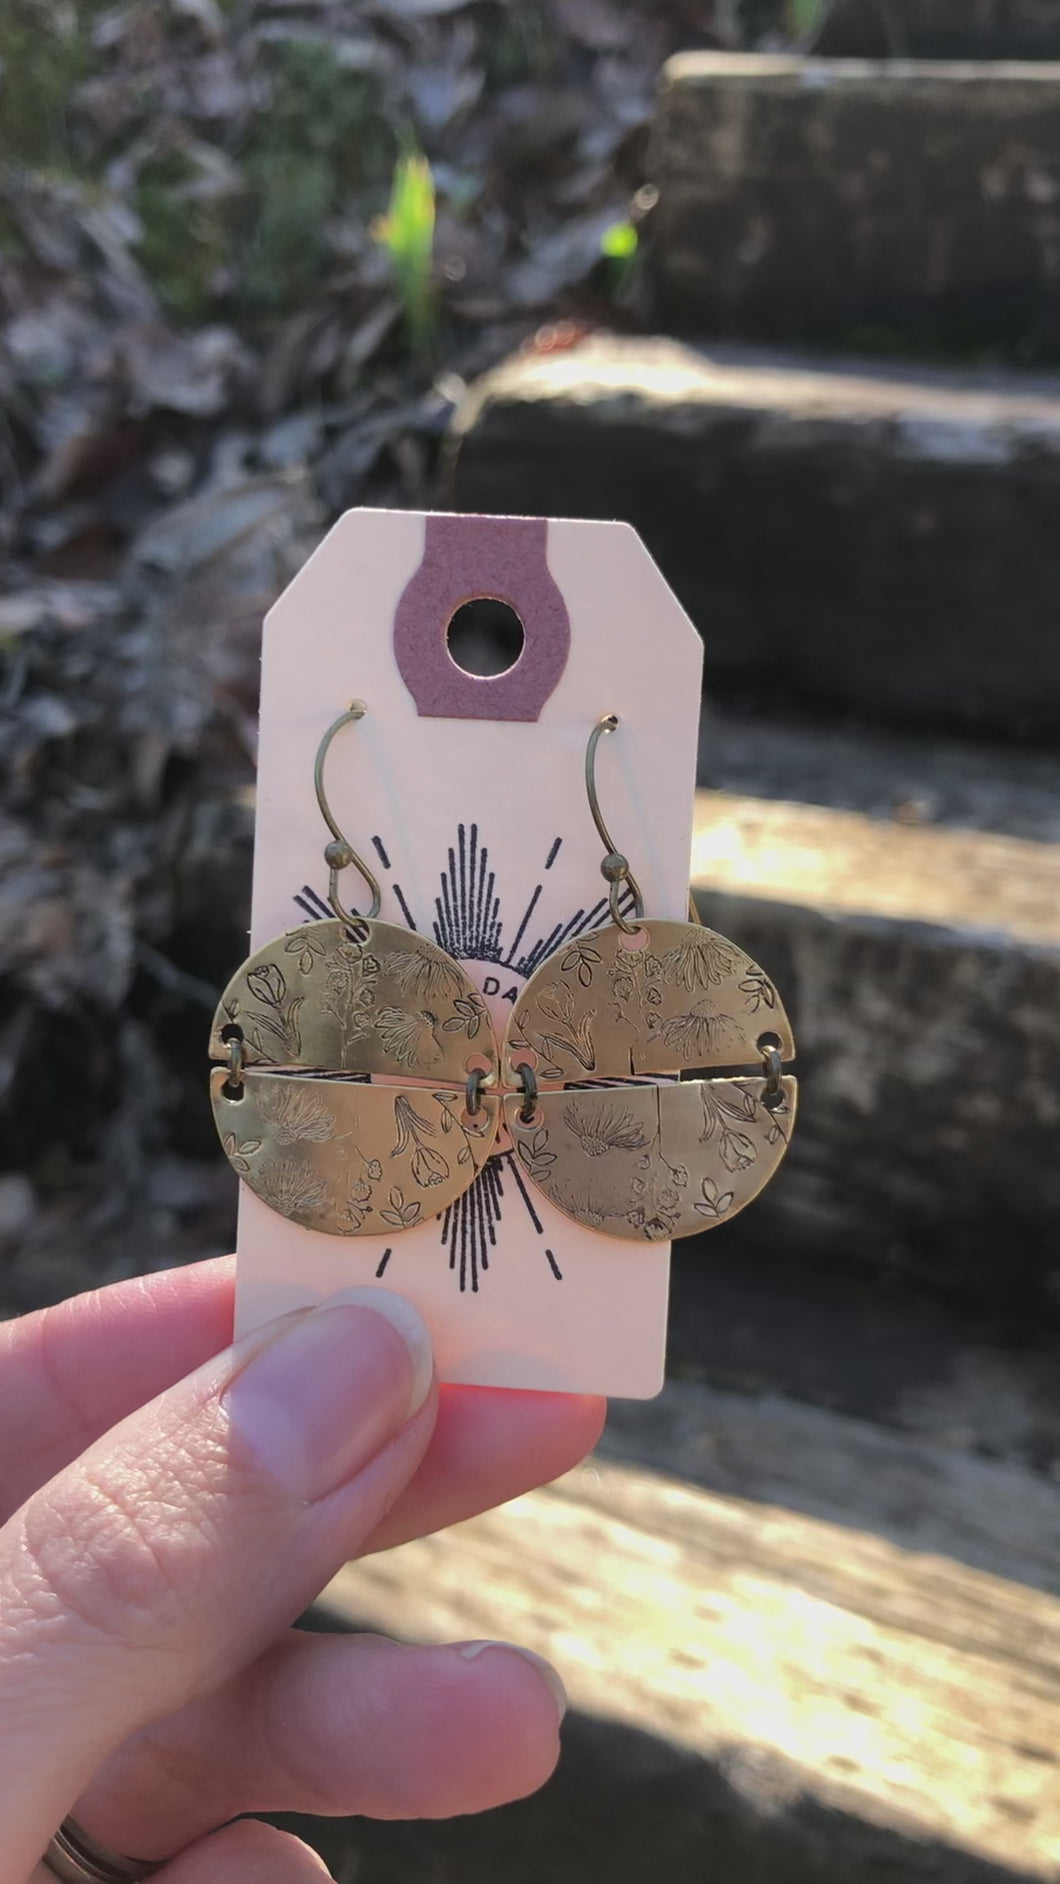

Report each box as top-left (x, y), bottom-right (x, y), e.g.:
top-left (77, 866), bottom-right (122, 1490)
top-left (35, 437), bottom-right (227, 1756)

top-left (2, 0), bottom-right (1060, 1877)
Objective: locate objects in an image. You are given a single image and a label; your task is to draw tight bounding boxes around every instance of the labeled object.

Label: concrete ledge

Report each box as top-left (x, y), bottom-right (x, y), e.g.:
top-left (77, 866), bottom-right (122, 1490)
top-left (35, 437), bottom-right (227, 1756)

top-left (648, 52), bottom-right (1060, 348)
top-left (691, 787), bottom-right (1060, 1314)
top-left (450, 336), bottom-right (1060, 739)
top-left (699, 708), bottom-right (1060, 844)
top-left (315, 1381), bottom-right (1060, 1882)
top-left (816, 0), bottom-right (1060, 60)
top-left (694, 789), bottom-right (1060, 947)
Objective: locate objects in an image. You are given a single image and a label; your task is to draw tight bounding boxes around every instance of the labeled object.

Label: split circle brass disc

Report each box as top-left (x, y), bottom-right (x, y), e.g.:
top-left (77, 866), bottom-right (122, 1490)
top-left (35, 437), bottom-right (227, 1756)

top-left (501, 918), bottom-right (797, 1241)
top-left (209, 918), bottom-right (500, 1236)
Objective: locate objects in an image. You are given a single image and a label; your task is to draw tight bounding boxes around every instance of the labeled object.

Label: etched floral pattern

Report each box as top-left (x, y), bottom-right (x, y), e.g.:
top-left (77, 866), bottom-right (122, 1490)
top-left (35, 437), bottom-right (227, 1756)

top-left (381, 1187), bottom-right (423, 1229)
top-left (545, 1174), bottom-right (623, 1232)
top-left (319, 941), bottom-right (377, 1067)
top-left (393, 1093), bottom-right (450, 1188)
top-left (221, 1132), bottom-right (262, 1176)
top-left (211, 916), bottom-right (502, 1235)
top-left (443, 995), bottom-right (485, 1040)
top-left (560, 941), bottom-right (602, 987)
top-left (661, 933), bottom-right (741, 991)
top-left (213, 911), bottom-right (793, 1244)
top-left (740, 968), bottom-right (777, 1013)
top-left (518, 1124), bottom-right (557, 1186)
top-left (700, 1082), bottom-right (762, 1172)
top-left (337, 1173), bottom-right (375, 1235)
top-left (433, 1093), bottom-right (475, 1169)
top-left (517, 979), bottom-right (597, 1078)
top-left (374, 1006), bottom-right (443, 1069)
top-left (285, 930), bottom-right (327, 976)
top-left (255, 1080), bottom-right (335, 1145)
top-left (508, 1068), bottom-right (792, 1244)
top-left (241, 962), bottom-right (305, 1060)
top-left (381, 949), bottom-right (465, 1001)
top-left (222, 926), bottom-right (485, 1083)
top-left (215, 1077), bottom-right (491, 1236)
top-left (562, 1100), bottom-right (648, 1158)
top-left (255, 1158), bottom-right (330, 1220)
top-left (503, 921), bottom-right (789, 1097)
top-left (695, 1177), bottom-right (735, 1221)
top-left (646, 1003), bottom-right (742, 1062)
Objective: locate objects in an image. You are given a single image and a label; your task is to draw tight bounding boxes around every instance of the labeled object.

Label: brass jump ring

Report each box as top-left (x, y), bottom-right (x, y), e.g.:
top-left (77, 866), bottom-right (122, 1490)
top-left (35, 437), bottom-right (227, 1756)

top-left (515, 1061), bottom-right (539, 1125)
top-left (225, 1033), bottom-right (245, 1097)
top-left (760, 1042), bottom-right (784, 1110)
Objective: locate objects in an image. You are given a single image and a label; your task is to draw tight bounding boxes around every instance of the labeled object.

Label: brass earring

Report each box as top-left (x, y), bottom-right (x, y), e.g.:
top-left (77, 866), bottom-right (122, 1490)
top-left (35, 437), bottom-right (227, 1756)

top-left (501, 714), bottom-right (797, 1241)
top-left (208, 702), bottom-right (500, 1236)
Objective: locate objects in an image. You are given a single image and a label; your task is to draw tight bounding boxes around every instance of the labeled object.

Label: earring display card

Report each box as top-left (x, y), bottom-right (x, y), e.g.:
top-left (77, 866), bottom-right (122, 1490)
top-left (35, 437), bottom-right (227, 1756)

top-left (235, 508), bottom-right (703, 1397)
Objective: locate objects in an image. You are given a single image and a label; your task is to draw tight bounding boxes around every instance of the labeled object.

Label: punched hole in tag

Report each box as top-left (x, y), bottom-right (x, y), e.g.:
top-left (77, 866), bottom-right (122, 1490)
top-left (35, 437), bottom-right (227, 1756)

top-left (446, 597), bottom-right (525, 678)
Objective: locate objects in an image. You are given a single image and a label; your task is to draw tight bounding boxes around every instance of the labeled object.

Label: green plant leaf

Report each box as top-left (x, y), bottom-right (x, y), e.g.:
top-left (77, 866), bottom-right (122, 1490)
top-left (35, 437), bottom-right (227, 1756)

top-left (373, 150), bottom-right (437, 359)
top-left (600, 221), bottom-right (638, 261)
top-left (788, 0), bottom-right (828, 36)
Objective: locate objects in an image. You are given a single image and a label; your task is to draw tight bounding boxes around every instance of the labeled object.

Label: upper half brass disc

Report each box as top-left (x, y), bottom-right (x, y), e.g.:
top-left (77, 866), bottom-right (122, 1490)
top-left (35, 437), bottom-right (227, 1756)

top-left (502, 919), bottom-right (794, 1084)
top-left (504, 1076), bottom-right (797, 1241)
top-left (209, 918), bottom-right (497, 1084)
top-left (212, 1069), bottom-right (500, 1237)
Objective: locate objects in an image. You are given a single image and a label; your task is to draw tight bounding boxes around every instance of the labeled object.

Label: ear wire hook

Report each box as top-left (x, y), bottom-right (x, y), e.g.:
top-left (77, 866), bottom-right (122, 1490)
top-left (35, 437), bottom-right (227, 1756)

top-left (314, 702), bottom-right (382, 925)
top-left (585, 714), bottom-right (645, 934)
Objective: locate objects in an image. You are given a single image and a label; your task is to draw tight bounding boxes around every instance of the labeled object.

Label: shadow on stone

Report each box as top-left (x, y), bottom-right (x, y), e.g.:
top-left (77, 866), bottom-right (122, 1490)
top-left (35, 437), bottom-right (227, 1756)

top-left (268, 1693), bottom-right (1040, 1884)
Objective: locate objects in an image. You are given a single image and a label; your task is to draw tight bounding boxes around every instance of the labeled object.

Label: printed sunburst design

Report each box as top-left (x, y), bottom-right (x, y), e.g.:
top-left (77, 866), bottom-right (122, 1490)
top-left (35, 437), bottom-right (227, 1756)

top-left (292, 822), bottom-right (637, 1292)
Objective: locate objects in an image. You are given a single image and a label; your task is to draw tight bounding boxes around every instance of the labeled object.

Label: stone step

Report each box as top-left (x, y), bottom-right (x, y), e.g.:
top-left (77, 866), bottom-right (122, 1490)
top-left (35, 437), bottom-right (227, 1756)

top-left (695, 711), bottom-right (1060, 1324)
top-left (700, 707), bottom-right (1060, 844)
top-left (450, 335), bottom-right (1060, 741)
top-left (689, 782), bottom-right (1060, 1319)
top-left (815, 0), bottom-right (1060, 60)
top-left (662, 1227), bottom-right (1060, 1479)
top-left (647, 52), bottom-right (1060, 351)
top-left (296, 1375), bottom-right (1060, 1883)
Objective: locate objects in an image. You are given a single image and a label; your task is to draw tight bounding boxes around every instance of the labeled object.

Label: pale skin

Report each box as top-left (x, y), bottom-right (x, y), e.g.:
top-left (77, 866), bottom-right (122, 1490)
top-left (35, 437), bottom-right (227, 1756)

top-left (0, 1256), bottom-right (605, 1882)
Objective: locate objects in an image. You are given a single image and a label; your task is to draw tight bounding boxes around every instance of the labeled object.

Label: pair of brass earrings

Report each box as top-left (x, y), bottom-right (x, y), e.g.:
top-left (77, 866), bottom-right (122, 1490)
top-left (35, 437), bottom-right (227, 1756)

top-left (208, 708), bottom-right (796, 1243)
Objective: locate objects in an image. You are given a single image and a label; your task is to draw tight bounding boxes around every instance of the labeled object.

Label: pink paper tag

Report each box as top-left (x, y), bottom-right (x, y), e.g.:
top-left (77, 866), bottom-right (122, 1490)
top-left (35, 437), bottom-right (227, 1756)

top-left (235, 508), bottom-right (702, 1397)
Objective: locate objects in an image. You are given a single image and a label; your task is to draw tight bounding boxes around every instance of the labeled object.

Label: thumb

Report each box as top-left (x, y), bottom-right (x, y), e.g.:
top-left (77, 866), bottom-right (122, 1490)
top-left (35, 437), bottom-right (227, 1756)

top-left (0, 1289), bottom-right (436, 1882)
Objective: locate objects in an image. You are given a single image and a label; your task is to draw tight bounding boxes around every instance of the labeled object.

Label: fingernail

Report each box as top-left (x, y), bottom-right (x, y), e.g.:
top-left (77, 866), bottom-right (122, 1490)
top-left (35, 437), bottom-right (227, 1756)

top-left (459, 1641), bottom-right (568, 1720)
top-left (224, 1288), bottom-right (434, 1502)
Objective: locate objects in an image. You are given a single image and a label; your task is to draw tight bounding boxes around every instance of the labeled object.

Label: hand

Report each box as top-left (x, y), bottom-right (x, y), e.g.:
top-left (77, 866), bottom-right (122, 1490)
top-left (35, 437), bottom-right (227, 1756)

top-left (0, 1257), bottom-right (604, 1882)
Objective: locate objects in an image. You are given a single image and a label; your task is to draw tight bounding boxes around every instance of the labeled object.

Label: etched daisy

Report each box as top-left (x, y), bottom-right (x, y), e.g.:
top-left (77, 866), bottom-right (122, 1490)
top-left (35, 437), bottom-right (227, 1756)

top-left (381, 949), bottom-right (465, 1000)
top-left (374, 1007), bottom-right (442, 1069)
top-left (256, 1081), bottom-right (335, 1145)
top-left (662, 934), bottom-right (741, 991)
top-left (256, 1159), bottom-right (329, 1220)
top-left (648, 1002), bottom-right (740, 1060)
top-left (563, 1100), bottom-right (649, 1159)
top-left (547, 1177), bottom-right (621, 1231)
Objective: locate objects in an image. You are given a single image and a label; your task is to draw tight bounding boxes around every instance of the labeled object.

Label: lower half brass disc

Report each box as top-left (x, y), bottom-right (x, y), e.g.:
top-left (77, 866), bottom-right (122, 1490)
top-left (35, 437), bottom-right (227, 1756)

top-left (503, 1076), bottom-right (797, 1241)
top-left (212, 1069), bottom-right (500, 1237)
